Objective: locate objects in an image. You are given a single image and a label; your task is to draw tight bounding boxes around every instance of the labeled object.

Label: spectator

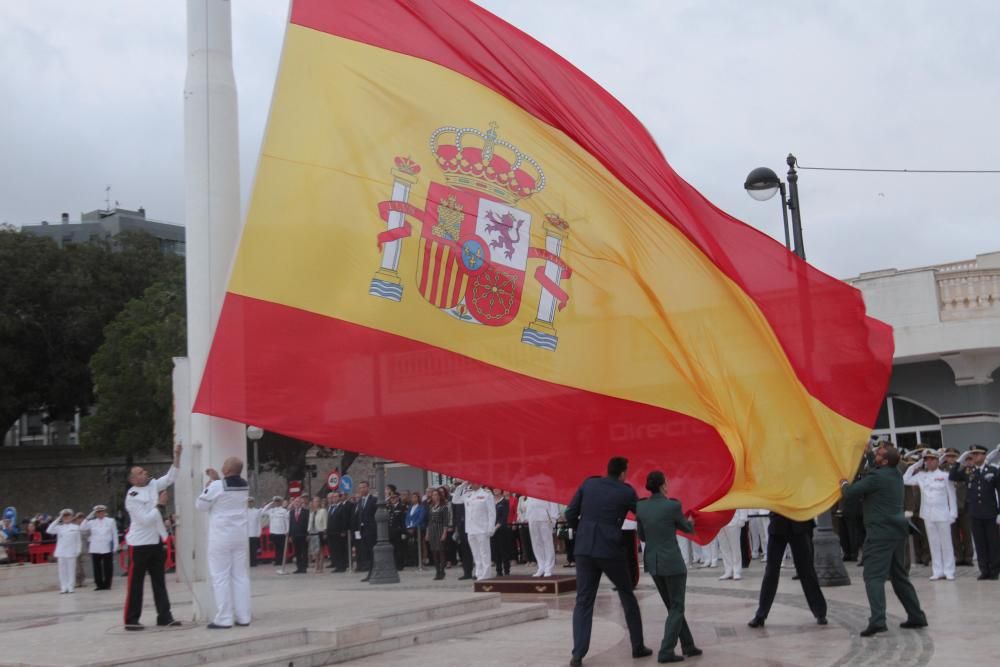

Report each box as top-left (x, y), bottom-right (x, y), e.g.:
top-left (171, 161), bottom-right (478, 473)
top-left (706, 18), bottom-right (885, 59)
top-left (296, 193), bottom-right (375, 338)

top-left (307, 495), bottom-right (327, 573)
top-left (247, 498), bottom-right (263, 567)
top-left (426, 489), bottom-right (451, 580)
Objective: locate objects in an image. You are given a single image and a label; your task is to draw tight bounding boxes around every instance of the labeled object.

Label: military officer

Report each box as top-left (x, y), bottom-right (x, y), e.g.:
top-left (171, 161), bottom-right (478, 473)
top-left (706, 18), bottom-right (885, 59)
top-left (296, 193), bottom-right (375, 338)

top-left (748, 513), bottom-right (827, 628)
top-left (940, 448), bottom-right (975, 565)
top-left (635, 470), bottom-right (702, 663)
top-left (948, 444), bottom-right (1000, 580)
top-left (124, 443), bottom-right (183, 630)
top-left (903, 450), bottom-right (958, 580)
top-left (840, 443), bottom-right (927, 637)
top-left (80, 504), bottom-right (119, 589)
top-left (565, 457), bottom-right (651, 666)
top-left (451, 481), bottom-right (496, 581)
top-left (522, 495), bottom-right (560, 577)
top-left (196, 456), bottom-right (251, 629)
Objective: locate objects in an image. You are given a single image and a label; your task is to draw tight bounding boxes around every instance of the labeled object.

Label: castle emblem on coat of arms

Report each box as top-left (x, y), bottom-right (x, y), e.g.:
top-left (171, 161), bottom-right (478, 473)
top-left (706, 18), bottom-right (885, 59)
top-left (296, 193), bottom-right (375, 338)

top-left (369, 123), bottom-right (572, 351)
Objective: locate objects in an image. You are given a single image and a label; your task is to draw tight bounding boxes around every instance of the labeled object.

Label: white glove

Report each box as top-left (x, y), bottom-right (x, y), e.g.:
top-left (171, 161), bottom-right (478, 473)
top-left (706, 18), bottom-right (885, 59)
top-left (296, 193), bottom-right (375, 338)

top-left (904, 510), bottom-right (913, 519)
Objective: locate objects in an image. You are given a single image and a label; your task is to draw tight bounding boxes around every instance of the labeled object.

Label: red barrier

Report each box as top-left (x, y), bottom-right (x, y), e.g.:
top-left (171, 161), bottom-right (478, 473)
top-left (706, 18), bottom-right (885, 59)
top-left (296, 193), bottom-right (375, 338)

top-left (28, 542), bottom-right (55, 564)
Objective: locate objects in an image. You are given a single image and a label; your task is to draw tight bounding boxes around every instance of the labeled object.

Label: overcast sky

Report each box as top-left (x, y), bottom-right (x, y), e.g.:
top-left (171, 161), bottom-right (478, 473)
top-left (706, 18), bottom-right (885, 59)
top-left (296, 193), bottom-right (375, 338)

top-left (2, 0), bottom-right (998, 279)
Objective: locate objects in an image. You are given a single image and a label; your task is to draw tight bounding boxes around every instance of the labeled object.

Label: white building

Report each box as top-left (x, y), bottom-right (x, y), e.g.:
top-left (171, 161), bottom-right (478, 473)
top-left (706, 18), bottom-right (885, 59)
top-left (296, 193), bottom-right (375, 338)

top-left (847, 251), bottom-right (1000, 450)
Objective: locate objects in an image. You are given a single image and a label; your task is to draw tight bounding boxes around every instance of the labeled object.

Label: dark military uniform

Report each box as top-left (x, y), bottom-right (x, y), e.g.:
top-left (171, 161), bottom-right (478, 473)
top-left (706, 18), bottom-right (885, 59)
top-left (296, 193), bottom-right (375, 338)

top-left (636, 493), bottom-right (698, 661)
top-left (842, 466), bottom-right (926, 631)
top-left (949, 462), bottom-right (1000, 579)
top-left (941, 461), bottom-right (976, 565)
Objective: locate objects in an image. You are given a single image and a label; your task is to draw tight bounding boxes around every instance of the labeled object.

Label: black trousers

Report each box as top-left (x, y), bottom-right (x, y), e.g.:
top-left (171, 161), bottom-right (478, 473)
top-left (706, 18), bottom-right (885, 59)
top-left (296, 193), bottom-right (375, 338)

top-left (248, 537), bottom-right (260, 567)
top-left (329, 532), bottom-right (348, 570)
top-left (458, 531), bottom-right (474, 577)
top-left (390, 531), bottom-right (405, 570)
top-left (572, 554), bottom-right (644, 659)
top-left (91, 552), bottom-right (114, 589)
top-left (124, 544), bottom-right (173, 626)
top-left (492, 526), bottom-right (512, 574)
top-left (755, 531), bottom-right (827, 620)
top-left (970, 516), bottom-right (1000, 576)
top-left (518, 524), bottom-right (535, 563)
top-left (271, 534), bottom-right (287, 567)
top-left (292, 535), bottom-right (308, 572)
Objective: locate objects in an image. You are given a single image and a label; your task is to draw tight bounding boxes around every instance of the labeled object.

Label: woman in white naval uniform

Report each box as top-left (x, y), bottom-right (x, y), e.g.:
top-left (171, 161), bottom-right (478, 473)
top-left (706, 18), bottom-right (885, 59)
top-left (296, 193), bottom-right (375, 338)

top-left (46, 509), bottom-right (82, 593)
top-left (904, 449), bottom-right (959, 580)
top-left (196, 457), bottom-right (251, 629)
top-left (452, 481), bottom-right (496, 580)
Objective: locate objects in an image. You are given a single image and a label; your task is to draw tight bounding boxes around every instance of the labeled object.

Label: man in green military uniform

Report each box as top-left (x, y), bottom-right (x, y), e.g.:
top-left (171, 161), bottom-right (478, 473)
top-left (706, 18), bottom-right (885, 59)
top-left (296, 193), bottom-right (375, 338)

top-left (840, 443), bottom-right (927, 637)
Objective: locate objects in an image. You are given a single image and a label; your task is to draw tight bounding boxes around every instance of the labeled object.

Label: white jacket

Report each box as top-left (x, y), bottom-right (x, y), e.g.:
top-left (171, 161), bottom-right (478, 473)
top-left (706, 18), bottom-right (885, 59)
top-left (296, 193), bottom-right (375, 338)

top-left (196, 476), bottom-right (250, 545)
top-left (903, 463), bottom-right (958, 523)
top-left (46, 521), bottom-right (82, 558)
top-left (521, 497), bottom-right (560, 524)
top-left (126, 465), bottom-right (177, 546)
top-left (247, 508), bottom-right (262, 538)
top-left (80, 516), bottom-right (119, 554)
top-left (452, 485), bottom-right (496, 536)
top-left (262, 505), bottom-right (289, 535)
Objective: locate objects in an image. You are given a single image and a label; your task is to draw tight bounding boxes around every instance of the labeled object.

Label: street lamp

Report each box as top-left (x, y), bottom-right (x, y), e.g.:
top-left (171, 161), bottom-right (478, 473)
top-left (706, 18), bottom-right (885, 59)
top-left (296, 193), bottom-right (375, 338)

top-left (369, 459), bottom-right (400, 584)
top-left (744, 154), bottom-right (849, 587)
top-left (744, 154), bottom-right (805, 260)
top-left (246, 425), bottom-right (264, 498)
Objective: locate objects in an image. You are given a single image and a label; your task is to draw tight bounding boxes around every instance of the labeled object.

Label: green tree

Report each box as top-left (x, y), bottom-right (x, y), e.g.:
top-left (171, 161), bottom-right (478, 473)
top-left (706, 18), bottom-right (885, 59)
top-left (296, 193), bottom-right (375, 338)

top-left (81, 269), bottom-right (186, 457)
top-left (0, 228), bottom-right (181, 433)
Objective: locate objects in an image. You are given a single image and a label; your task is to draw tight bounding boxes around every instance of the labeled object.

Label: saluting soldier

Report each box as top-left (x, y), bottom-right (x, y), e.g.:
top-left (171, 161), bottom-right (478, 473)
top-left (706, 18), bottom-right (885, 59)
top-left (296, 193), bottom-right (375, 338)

top-left (941, 448), bottom-right (975, 565)
top-left (840, 443), bottom-right (927, 637)
top-left (948, 444), bottom-right (1000, 580)
top-left (903, 449), bottom-right (958, 580)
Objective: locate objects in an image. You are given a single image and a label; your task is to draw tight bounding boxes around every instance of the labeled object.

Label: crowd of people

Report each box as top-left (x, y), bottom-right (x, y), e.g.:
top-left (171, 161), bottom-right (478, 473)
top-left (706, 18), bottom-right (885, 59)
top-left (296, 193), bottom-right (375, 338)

top-left (248, 479), bottom-right (565, 583)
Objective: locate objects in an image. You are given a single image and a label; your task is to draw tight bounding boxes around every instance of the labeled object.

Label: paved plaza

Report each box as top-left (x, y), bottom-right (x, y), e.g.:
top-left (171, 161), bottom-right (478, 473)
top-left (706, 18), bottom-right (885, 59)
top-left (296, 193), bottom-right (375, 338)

top-left (0, 557), bottom-right (994, 666)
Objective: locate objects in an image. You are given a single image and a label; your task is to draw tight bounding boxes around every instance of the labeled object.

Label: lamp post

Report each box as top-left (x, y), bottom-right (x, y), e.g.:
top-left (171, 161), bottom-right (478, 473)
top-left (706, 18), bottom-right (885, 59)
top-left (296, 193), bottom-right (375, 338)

top-left (369, 459), bottom-right (400, 584)
top-left (246, 426), bottom-right (263, 499)
top-left (744, 154), bottom-right (850, 587)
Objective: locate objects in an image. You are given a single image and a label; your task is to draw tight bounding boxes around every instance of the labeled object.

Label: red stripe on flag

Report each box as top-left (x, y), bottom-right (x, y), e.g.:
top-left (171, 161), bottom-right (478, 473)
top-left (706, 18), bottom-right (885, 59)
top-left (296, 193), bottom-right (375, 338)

top-left (289, 0), bottom-right (892, 428)
top-left (428, 243), bottom-right (445, 305)
top-left (418, 239), bottom-right (433, 295)
top-left (439, 251), bottom-right (456, 308)
top-left (194, 292), bottom-right (735, 542)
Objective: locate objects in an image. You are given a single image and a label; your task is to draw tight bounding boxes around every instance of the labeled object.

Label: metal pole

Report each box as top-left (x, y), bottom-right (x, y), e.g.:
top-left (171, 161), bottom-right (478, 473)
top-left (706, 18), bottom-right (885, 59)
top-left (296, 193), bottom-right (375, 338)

top-left (786, 153), bottom-right (806, 260)
top-left (777, 182), bottom-right (791, 252)
top-left (369, 460), bottom-right (400, 584)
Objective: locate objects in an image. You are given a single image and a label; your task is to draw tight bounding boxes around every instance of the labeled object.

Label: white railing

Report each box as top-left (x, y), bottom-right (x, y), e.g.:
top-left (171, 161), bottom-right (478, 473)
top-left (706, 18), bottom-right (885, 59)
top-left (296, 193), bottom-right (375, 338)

top-left (937, 269), bottom-right (1000, 320)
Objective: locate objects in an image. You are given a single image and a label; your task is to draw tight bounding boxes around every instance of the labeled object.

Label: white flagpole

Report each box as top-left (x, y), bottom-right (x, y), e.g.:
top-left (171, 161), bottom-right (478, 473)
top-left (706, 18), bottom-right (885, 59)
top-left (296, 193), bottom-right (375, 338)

top-left (177, 0), bottom-right (247, 621)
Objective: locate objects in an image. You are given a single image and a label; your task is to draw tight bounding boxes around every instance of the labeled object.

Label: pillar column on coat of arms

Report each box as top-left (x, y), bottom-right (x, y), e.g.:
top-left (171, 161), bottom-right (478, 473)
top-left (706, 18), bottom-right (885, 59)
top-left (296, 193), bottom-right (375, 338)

top-left (522, 214), bottom-right (570, 351)
top-left (370, 158), bottom-right (420, 301)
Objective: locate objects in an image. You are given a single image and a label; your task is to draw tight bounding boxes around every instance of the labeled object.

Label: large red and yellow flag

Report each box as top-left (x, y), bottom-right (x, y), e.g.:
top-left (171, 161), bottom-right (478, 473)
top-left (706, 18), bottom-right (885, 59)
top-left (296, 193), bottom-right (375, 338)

top-left (194, 0), bottom-right (892, 539)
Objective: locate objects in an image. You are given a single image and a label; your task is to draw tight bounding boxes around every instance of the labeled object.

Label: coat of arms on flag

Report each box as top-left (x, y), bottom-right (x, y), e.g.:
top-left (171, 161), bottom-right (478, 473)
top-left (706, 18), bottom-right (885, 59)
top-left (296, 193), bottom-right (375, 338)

top-left (369, 122), bottom-right (572, 351)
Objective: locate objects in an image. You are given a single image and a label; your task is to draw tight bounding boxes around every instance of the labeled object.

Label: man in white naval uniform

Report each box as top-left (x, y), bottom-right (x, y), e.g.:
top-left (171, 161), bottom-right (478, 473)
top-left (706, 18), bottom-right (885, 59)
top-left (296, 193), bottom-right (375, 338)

top-left (903, 449), bottom-right (958, 580)
top-left (124, 443), bottom-right (182, 630)
top-left (452, 481), bottom-right (496, 580)
top-left (196, 457), bottom-right (251, 628)
top-left (262, 497), bottom-right (290, 572)
top-left (522, 496), bottom-right (561, 577)
top-left (81, 504), bottom-right (119, 590)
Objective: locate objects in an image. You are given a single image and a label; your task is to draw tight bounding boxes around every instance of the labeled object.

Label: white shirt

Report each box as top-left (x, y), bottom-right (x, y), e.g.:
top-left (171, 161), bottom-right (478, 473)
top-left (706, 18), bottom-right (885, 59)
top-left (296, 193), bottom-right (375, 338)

top-left (521, 497), bottom-right (560, 524)
top-left (452, 485), bottom-right (496, 536)
top-left (126, 465), bottom-right (177, 546)
top-left (263, 505), bottom-right (289, 535)
top-left (196, 476), bottom-right (250, 544)
top-left (81, 516), bottom-right (119, 554)
top-left (247, 508), bottom-right (262, 538)
top-left (903, 464), bottom-right (958, 523)
top-left (46, 521), bottom-right (82, 558)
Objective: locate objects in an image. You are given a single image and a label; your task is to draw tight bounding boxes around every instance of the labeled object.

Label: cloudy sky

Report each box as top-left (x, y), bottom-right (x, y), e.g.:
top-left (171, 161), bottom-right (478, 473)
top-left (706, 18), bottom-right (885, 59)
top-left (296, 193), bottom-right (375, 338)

top-left (2, 0), bottom-right (998, 279)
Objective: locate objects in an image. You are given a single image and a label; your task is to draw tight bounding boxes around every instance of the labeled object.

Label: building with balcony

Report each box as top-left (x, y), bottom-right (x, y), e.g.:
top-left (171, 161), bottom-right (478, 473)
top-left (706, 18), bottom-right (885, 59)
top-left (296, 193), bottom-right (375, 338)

top-left (847, 252), bottom-right (1000, 450)
top-left (20, 207), bottom-right (185, 255)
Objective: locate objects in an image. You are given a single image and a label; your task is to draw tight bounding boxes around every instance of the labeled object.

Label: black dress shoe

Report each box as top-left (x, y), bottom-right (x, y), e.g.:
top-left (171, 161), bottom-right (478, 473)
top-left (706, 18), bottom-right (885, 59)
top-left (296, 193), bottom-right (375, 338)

top-left (817, 617), bottom-right (828, 625)
top-left (747, 616), bottom-right (765, 628)
top-left (900, 619), bottom-right (928, 629)
top-left (158, 620), bottom-right (182, 627)
top-left (657, 654), bottom-right (684, 664)
top-left (360, 576), bottom-right (370, 582)
top-left (633, 646), bottom-right (653, 658)
top-left (570, 657), bottom-right (583, 667)
top-left (207, 623), bottom-right (232, 629)
top-left (682, 647), bottom-right (702, 657)
top-left (458, 575), bottom-right (474, 580)
top-left (977, 573), bottom-right (990, 580)
top-left (860, 625), bottom-right (887, 637)
top-left (124, 624), bottom-right (145, 632)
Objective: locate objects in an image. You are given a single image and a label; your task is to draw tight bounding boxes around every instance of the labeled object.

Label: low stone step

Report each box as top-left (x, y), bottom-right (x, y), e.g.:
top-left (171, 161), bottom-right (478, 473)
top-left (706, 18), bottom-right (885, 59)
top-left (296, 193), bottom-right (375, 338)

top-left (93, 629), bottom-right (308, 667)
top-left (207, 602), bottom-right (549, 667)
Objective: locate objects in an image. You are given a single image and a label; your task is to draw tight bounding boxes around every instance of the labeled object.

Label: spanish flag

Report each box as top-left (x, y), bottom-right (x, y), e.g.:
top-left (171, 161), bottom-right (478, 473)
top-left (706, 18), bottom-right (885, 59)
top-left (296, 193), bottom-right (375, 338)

top-left (194, 0), bottom-right (892, 539)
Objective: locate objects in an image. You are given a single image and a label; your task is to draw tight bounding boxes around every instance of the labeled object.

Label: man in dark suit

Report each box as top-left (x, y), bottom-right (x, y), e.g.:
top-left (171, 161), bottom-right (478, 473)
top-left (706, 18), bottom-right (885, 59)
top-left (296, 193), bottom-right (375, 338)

top-left (327, 492), bottom-right (350, 572)
top-left (352, 482), bottom-right (378, 581)
top-left (288, 496), bottom-right (310, 574)
top-left (748, 514), bottom-right (827, 628)
top-left (565, 456), bottom-right (651, 666)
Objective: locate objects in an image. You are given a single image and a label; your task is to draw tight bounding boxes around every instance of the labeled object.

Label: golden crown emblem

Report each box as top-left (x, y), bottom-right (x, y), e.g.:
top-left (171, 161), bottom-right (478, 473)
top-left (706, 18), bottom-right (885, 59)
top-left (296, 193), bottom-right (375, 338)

top-left (430, 122), bottom-right (545, 205)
